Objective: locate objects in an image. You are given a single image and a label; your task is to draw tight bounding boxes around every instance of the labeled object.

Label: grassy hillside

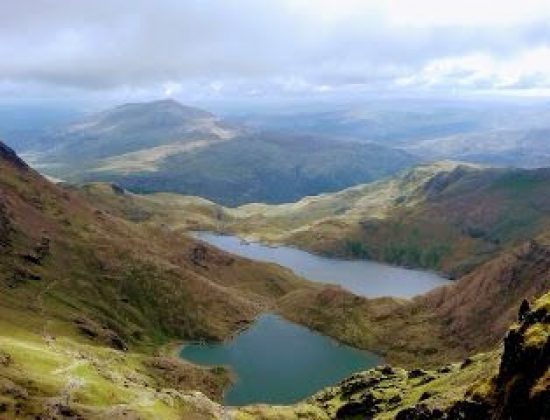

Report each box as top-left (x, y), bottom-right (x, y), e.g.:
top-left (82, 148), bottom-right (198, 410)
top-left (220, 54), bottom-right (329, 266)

top-left (78, 163), bottom-right (550, 364)
top-left (91, 161), bottom-right (550, 276)
top-left (80, 164), bottom-right (550, 366)
top-left (2, 143), bottom-right (548, 418)
top-left (80, 133), bottom-right (418, 206)
top-left (0, 141), bottom-right (319, 418)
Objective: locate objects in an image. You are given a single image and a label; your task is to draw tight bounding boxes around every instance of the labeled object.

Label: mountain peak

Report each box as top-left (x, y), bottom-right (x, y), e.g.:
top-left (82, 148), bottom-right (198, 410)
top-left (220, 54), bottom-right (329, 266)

top-left (111, 98), bottom-right (213, 119)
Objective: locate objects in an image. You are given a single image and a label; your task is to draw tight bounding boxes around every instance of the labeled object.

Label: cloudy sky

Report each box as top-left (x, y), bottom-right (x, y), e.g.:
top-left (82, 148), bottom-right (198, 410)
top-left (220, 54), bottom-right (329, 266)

top-left (2, 0), bottom-right (550, 104)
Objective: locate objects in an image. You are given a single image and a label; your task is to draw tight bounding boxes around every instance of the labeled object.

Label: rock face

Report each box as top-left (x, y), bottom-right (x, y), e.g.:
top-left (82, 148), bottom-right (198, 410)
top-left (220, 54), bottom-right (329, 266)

top-left (74, 317), bottom-right (128, 352)
top-left (493, 296), bottom-right (550, 419)
top-left (304, 294), bottom-right (549, 420)
top-left (392, 294), bottom-right (550, 420)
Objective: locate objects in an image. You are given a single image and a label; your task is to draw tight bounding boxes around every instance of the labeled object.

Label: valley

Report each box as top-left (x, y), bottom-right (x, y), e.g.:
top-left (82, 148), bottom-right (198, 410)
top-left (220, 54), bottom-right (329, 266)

top-left (0, 130), bottom-right (549, 418)
top-left (81, 160), bottom-right (550, 278)
top-left (3, 2), bottom-right (550, 418)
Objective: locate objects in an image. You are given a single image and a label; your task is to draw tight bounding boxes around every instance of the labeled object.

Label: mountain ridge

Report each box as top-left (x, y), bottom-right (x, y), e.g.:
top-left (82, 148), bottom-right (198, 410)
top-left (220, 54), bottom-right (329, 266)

top-left (12, 99), bottom-right (420, 206)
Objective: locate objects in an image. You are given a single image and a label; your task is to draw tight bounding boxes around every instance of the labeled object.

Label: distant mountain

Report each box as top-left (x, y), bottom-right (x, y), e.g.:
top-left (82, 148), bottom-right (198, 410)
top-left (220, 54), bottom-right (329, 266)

top-left (231, 100), bottom-right (550, 146)
top-left (233, 106), bottom-right (487, 145)
top-left (18, 99), bottom-right (419, 206)
top-left (406, 127), bottom-right (550, 168)
top-left (232, 100), bottom-right (550, 168)
top-left (31, 99), bottom-right (238, 162)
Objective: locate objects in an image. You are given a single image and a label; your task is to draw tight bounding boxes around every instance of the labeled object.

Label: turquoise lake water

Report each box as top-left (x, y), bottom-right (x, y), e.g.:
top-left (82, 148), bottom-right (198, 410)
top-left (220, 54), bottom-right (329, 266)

top-left (181, 232), bottom-right (449, 405)
top-left (181, 314), bottom-right (382, 406)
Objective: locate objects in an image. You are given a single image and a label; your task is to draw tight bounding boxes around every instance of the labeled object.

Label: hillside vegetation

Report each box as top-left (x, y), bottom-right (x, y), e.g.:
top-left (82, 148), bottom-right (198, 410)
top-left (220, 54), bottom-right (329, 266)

top-left (0, 140), bottom-right (318, 418)
top-left (85, 161), bottom-right (550, 277)
top-left (1, 142), bottom-right (548, 418)
top-left (81, 162), bottom-right (550, 364)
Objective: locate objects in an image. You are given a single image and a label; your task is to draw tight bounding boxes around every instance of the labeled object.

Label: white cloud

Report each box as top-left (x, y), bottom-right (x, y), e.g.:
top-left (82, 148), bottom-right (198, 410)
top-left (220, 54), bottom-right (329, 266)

top-left (397, 47), bottom-right (550, 92)
top-left (385, 0), bottom-right (550, 26)
top-left (0, 0), bottom-right (549, 100)
top-left (162, 82), bottom-right (183, 97)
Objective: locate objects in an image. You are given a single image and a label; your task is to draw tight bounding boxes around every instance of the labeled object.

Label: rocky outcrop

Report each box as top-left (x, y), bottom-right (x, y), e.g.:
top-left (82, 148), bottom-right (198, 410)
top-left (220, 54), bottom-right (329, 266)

top-left (397, 294), bottom-right (550, 419)
top-left (491, 296), bottom-right (550, 419)
top-left (144, 357), bottom-right (231, 401)
top-left (190, 244), bottom-right (209, 268)
top-left (189, 243), bottom-right (235, 269)
top-left (303, 294), bottom-right (549, 420)
top-left (74, 317), bottom-right (128, 351)
top-left (19, 235), bottom-right (50, 265)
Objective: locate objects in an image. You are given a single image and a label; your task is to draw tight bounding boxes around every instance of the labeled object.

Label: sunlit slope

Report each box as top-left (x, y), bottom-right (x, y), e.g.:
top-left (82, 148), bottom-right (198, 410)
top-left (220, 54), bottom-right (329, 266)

top-left (81, 162), bottom-right (550, 366)
top-left (83, 161), bottom-right (550, 276)
top-left (0, 140), bottom-right (316, 417)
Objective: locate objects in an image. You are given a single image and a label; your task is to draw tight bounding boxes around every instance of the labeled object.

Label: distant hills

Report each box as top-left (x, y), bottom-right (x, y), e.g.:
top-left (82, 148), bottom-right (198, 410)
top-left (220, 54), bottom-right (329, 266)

top-left (235, 100), bottom-right (550, 168)
top-left (14, 99), bottom-right (419, 206)
top-left (406, 127), bottom-right (550, 167)
top-left (11, 99), bottom-right (550, 206)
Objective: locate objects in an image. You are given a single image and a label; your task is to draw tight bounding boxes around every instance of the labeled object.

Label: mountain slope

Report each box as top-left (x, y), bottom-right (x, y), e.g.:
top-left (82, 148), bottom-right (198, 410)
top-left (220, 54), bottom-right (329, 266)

top-left (28, 99), bottom-right (237, 162)
top-left (83, 161), bottom-right (550, 275)
top-left (0, 140), bottom-right (319, 418)
top-left (14, 100), bottom-right (419, 206)
top-left (1, 142), bottom-right (548, 418)
top-left (88, 133), bottom-right (418, 206)
top-left (80, 167), bottom-right (550, 366)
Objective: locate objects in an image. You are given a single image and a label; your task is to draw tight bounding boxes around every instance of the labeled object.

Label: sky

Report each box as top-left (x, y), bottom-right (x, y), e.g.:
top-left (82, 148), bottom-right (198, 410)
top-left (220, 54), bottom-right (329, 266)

top-left (2, 0), bottom-right (550, 106)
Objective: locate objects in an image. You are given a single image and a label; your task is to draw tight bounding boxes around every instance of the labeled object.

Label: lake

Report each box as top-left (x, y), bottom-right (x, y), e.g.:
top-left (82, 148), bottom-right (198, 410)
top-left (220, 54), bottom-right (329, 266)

top-left (182, 231), bottom-right (449, 406)
top-left (192, 231), bottom-right (449, 298)
top-left (181, 314), bottom-right (382, 406)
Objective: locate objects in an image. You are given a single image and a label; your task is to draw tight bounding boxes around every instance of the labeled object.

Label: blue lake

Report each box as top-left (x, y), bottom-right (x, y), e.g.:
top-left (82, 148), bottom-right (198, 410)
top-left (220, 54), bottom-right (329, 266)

top-left (192, 231), bottom-right (449, 298)
top-left (181, 314), bottom-right (382, 406)
top-left (182, 232), bottom-right (449, 405)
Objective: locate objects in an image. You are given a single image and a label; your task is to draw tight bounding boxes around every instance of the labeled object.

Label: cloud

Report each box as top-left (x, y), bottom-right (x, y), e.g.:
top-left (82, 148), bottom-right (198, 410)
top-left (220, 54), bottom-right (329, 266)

top-left (1, 0), bottom-right (550, 101)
